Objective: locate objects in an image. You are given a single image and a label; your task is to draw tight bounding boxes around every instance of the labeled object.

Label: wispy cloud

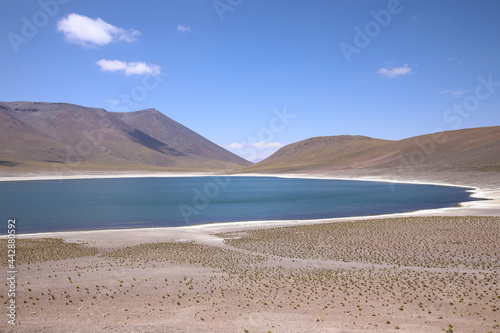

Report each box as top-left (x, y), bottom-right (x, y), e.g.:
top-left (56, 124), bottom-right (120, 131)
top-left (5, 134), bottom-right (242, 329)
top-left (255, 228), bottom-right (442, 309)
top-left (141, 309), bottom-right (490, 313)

top-left (440, 89), bottom-right (471, 98)
top-left (250, 141), bottom-right (283, 148)
top-left (96, 59), bottom-right (161, 76)
top-left (57, 13), bottom-right (140, 47)
top-left (377, 65), bottom-right (412, 78)
top-left (177, 25), bottom-right (191, 33)
top-left (107, 99), bottom-right (121, 107)
top-left (444, 57), bottom-right (464, 65)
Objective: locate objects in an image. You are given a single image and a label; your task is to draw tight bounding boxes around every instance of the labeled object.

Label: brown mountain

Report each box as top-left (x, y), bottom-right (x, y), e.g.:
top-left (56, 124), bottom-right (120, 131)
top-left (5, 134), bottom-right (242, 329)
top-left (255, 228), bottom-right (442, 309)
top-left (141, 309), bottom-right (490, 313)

top-left (0, 101), bottom-right (251, 173)
top-left (244, 135), bottom-right (393, 172)
top-left (113, 109), bottom-right (245, 165)
top-left (241, 127), bottom-right (500, 186)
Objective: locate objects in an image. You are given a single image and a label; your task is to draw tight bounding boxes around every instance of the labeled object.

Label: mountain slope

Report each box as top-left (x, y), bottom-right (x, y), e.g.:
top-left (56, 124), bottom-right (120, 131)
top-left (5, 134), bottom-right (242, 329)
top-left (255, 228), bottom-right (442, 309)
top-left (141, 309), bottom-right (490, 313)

top-left (0, 101), bottom-right (250, 172)
top-left (113, 109), bottom-right (250, 166)
top-left (242, 127), bottom-right (500, 179)
top-left (242, 135), bottom-right (393, 172)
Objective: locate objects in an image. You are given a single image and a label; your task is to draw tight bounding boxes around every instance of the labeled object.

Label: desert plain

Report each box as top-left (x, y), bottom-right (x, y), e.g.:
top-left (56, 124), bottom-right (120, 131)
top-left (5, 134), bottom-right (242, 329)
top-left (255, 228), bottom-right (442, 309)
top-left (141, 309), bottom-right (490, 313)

top-left (1, 173), bottom-right (499, 333)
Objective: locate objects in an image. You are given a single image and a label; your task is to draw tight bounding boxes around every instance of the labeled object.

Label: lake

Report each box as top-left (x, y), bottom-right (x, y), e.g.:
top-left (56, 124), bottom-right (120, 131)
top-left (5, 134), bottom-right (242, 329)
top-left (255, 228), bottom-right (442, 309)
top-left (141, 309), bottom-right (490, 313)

top-left (0, 176), bottom-right (476, 234)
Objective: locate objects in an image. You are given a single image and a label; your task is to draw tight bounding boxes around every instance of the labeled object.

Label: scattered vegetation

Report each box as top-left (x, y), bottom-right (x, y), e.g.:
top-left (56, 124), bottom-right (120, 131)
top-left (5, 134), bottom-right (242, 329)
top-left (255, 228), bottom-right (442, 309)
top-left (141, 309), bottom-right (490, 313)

top-left (3, 216), bottom-right (498, 332)
top-left (217, 216), bottom-right (500, 270)
top-left (0, 238), bottom-right (98, 265)
top-left (104, 241), bottom-right (266, 270)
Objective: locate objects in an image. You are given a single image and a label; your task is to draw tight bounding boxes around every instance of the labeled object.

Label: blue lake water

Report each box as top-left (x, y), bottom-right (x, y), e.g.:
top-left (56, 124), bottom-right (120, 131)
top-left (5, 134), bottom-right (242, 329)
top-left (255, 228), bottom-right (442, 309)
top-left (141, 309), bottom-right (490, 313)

top-left (0, 176), bottom-right (476, 234)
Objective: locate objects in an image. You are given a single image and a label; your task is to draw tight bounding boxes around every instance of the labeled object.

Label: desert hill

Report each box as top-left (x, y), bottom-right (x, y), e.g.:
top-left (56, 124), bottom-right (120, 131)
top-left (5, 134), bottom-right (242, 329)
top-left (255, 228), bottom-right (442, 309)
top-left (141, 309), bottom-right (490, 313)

top-left (0, 101), bottom-right (250, 173)
top-left (241, 127), bottom-right (500, 186)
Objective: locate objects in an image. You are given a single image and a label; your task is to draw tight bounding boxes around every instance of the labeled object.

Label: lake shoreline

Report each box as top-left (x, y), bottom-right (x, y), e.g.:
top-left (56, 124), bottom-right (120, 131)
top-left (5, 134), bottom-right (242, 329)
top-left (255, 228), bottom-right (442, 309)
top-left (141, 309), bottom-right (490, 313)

top-left (1, 171), bottom-right (499, 240)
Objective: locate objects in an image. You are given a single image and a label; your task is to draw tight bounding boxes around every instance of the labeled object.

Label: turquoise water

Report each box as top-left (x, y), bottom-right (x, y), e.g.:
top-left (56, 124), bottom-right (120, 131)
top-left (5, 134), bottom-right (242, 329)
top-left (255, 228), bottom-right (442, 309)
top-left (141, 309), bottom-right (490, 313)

top-left (0, 176), bottom-right (476, 234)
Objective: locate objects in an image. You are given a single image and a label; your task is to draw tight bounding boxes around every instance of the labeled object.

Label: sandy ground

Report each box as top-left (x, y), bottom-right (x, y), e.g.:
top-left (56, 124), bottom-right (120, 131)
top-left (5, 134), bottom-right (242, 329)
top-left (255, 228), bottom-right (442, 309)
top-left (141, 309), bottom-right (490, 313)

top-left (1, 172), bottom-right (499, 332)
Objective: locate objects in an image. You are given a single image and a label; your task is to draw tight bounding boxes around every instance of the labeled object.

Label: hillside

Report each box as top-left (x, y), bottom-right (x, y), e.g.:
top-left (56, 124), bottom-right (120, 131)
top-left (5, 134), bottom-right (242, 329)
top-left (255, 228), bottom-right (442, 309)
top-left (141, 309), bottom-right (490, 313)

top-left (113, 109), bottom-right (246, 166)
top-left (244, 135), bottom-right (393, 172)
top-left (0, 101), bottom-right (250, 173)
top-left (241, 127), bottom-right (500, 187)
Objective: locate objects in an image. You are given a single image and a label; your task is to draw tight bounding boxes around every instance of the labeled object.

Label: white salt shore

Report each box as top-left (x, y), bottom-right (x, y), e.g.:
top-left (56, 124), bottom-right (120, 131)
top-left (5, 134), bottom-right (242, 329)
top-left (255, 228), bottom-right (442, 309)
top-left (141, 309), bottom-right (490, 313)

top-left (1, 171), bottom-right (499, 242)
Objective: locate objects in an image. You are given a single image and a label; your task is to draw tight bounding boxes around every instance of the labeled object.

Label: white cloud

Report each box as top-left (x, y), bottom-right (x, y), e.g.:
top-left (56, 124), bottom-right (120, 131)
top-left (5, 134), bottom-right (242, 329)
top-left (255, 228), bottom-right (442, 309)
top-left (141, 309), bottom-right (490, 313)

top-left (96, 59), bottom-right (161, 76)
top-left (57, 13), bottom-right (140, 47)
top-left (250, 141), bottom-right (284, 148)
top-left (440, 89), bottom-right (470, 98)
top-left (377, 65), bottom-right (412, 78)
top-left (227, 142), bottom-right (244, 149)
top-left (177, 25), bottom-right (191, 32)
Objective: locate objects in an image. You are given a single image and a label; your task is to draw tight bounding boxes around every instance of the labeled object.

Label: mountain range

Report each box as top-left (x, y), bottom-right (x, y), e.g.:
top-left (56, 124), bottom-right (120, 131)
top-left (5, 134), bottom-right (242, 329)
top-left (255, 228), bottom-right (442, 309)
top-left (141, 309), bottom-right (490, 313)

top-left (1, 101), bottom-right (498, 186)
top-left (0, 101), bottom-right (250, 173)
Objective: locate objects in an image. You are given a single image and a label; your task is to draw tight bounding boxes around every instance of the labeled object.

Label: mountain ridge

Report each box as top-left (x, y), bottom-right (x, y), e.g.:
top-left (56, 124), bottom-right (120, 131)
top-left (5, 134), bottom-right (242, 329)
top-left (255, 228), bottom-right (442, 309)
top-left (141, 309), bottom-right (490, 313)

top-left (0, 101), bottom-right (251, 173)
top-left (112, 108), bottom-right (245, 163)
top-left (1, 101), bottom-right (498, 187)
top-left (240, 126), bottom-right (500, 186)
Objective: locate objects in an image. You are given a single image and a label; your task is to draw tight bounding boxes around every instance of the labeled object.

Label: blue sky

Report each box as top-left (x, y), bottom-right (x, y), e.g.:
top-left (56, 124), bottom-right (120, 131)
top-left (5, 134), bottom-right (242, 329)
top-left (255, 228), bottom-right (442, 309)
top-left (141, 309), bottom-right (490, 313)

top-left (1, 0), bottom-right (499, 162)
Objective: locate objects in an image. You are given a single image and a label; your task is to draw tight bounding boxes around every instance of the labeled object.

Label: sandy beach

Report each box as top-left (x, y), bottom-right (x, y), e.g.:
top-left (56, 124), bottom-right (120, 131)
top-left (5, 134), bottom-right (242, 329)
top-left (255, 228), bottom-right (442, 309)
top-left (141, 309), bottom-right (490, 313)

top-left (1, 172), bottom-right (499, 332)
